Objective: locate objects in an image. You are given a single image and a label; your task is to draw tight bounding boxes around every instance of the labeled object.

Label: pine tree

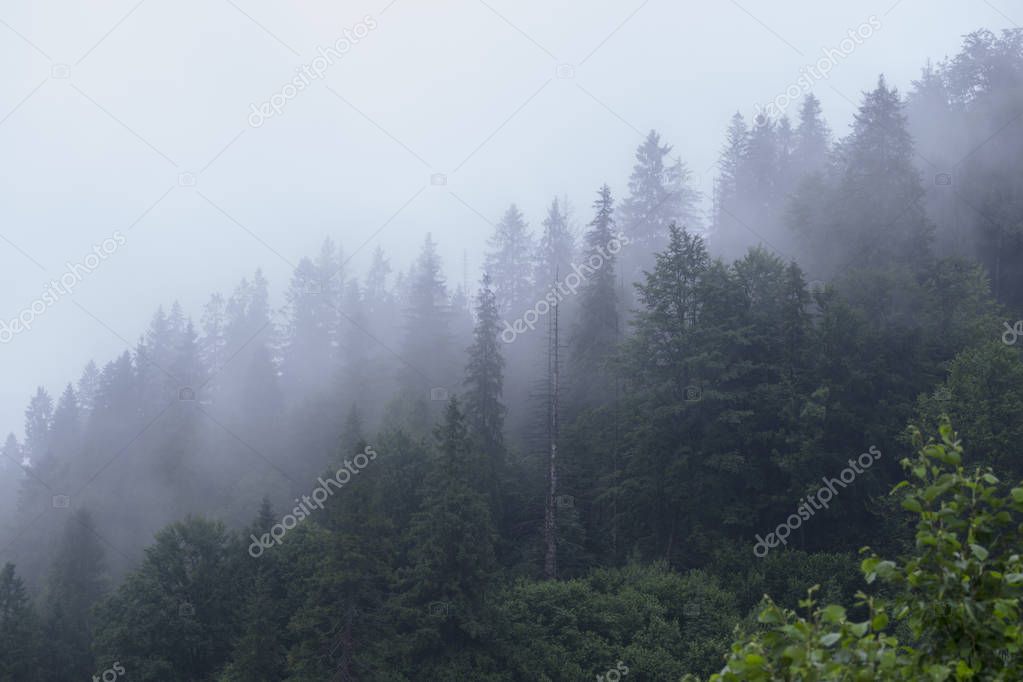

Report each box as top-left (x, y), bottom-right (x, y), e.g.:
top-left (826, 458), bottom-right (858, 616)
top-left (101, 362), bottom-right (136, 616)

top-left (76, 361), bottom-right (101, 420)
top-left (533, 197), bottom-right (575, 295)
top-left (793, 94), bottom-right (830, 176)
top-left (17, 388), bottom-right (53, 519)
top-left (40, 509), bottom-right (106, 681)
top-left (743, 114), bottom-right (779, 218)
top-left (282, 257), bottom-right (334, 396)
top-left (835, 75), bottom-right (933, 269)
top-left (570, 185), bottom-right (621, 409)
top-left (364, 246), bottom-right (392, 315)
top-left (0, 563), bottom-right (38, 680)
top-left (620, 130), bottom-right (701, 285)
top-left (463, 273), bottom-right (507, 523)
top-left (484, 204), bottom-right (534, 315)
top-left (200, 293), bottom-right (228, 398)
top-left (92, 518), bottom-right (238, 681)
top-left (399, 234), bottom-right (454, 399)
top-left (713, 113), bottom-right (750, 257)
top-left (397, 399), bottom-right (496, 673)
top-left (22, 387), bottom-right (52, 466)
top-left (49, 385), bottom-right (79, 460)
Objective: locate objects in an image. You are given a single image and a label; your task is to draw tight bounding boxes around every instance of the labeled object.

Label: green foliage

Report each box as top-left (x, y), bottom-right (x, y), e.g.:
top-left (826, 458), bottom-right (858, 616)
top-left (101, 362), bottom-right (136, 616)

top-left (92, 517), bottom-right (239, 681)
top-left (490, 563), bottom-right (738, 680)
top-left (705, 421), bottom-right (1023, 681)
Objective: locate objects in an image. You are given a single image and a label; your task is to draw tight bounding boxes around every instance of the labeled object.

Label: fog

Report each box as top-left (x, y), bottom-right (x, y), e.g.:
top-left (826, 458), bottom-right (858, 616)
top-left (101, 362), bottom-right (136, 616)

top-left (0, 0), bottom-right (1008, 435)
top-left (5, 3), bottom-right (1023, 678)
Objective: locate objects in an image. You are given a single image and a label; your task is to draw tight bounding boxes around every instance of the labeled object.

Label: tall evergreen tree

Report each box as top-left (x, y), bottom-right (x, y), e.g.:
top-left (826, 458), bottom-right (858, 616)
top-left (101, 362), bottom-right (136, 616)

top-left (76, 361), bottom-right (101, 420)
top-left (533, 197), bottom-right (575, 294)
top-left (484, 204), bottom-right (534, 315)
top-left (396, 399), bottom-right (497, 675)
top-left (399, 234), bottom-right (454, 399)
top-left (40, 509), bottom-right (106, 681)
top-left (793, 94), bottom-right (830, 177)
top-left (620, 130), bottom-right (701, 285)
top-left (570, 185), bottom-right (621, 409)
top-left (0, 563), bottom-right (38, 680)
top-left (713, 112), bottom-right (750, 258)
top-left (464, 273), bottom-right (507, 524)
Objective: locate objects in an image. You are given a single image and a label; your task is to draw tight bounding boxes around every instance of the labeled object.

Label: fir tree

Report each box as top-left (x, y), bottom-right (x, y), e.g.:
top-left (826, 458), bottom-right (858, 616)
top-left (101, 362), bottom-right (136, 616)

top-left (0, 563), bottom-right (38, 680)
top-left (40, 509), bottom-right (106, 681)
top-left (620, 130), bottom-right (701, 285)
top-left (484, 204), bottom-right (534, 315)
top-left (400, 234), bottom-right (454, 398)
top-left (464, 273), bottom-right (507, 522)
top-left (396, 399), bottom-right (497, 673)
top-left (570, 185), bottom-right (621, 409)
top-left (793, 94), bottom-right (830, 176)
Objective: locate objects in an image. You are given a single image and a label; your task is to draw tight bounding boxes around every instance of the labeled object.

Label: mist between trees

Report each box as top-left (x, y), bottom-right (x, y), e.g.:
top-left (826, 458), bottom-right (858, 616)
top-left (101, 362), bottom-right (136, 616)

top-left (2, 27), bottom-right (1023, 681)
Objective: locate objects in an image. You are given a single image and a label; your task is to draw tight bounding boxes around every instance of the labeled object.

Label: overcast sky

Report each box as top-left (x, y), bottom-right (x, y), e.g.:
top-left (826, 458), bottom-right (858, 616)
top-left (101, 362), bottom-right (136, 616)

top-left (0, 0), bottom-right (1014, 437)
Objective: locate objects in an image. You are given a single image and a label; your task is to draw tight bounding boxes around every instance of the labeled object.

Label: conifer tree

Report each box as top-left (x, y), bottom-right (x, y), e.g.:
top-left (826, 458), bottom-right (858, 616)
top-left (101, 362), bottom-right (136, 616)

top-left (76, 361), bottom-right (101, 420)
top-left (793, 94), bottom-right (830, 176)
top-left (533, 197), bottom-right (575, 296)
top-left (92, 518), bottom-right (238, 681)
top-left (40, 509), bottom-right (106, 681)
top-left (713, 113), bottom-right (750, 257)
top-left (484, 204), bottom-right (534, 315)
top-left (832, 76), bottom-right (932, 271)
top-left (620, 130), bottom-right (701, 285)
top-left (570, 185), bottom-right (621, 409)
top-left (397, 399), bottom-right (496, 672)
top-left (464, 273), bottom-right (507, 522)
top-left (0, 563), bottom-right (38, 680)
top-left (400, 234), bottom-right (454, 399)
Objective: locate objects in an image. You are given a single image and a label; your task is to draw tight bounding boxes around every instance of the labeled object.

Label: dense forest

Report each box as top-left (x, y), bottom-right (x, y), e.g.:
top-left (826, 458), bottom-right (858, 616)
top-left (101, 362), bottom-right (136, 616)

top-left (2, 28), bottom-right (1023, 680)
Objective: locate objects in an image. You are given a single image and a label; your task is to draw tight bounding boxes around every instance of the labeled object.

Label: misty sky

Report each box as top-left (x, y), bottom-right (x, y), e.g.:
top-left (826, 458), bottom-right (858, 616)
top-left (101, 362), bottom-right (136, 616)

top-left (0, 0), bottom-right (1014, 436)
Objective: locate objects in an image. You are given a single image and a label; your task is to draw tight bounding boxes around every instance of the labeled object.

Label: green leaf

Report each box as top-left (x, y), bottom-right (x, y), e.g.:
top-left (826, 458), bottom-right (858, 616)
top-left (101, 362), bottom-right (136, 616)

top-left (821, 605), bottom-right (846, 623)
top-left (902, 497), bottom-right (923, 513)
top-left (820, 632), bottom-right (841, 647)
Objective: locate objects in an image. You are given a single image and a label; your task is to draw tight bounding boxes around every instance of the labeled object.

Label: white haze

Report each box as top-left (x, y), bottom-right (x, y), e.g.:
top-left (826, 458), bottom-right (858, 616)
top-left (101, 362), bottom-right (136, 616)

top-left (0, 0), bottom-right (1014, 435)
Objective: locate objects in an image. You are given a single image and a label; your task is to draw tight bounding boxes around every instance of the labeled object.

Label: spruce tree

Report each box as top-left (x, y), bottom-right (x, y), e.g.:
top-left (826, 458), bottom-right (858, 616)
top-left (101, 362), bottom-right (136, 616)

top-left (533, 197), bottom-right (575, 295)
top-left (620, 130), bottom-right (700, 285)
top-left (463, 273), bottom-right (507, 523)
top-left (484, 204), bottom-right (534, 315)
top-left (399, 234), bottom-right (454, 399)
top-left (713, 113), bottom-right (750, 257)
top-left (76, 361), bottom-right (101, 419)
top-left (0, 563), bottom-right (38, 680)
top-left (40, 509), bottom-right (106, 681)
top-left (570, 185), bottom-right (621, 409)
top-left (397, 399), bottom-right (496, 673)
top-left (793, 94), bottom-right (830, 176)
top-left (836, 75), bottom-right (933, 270)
